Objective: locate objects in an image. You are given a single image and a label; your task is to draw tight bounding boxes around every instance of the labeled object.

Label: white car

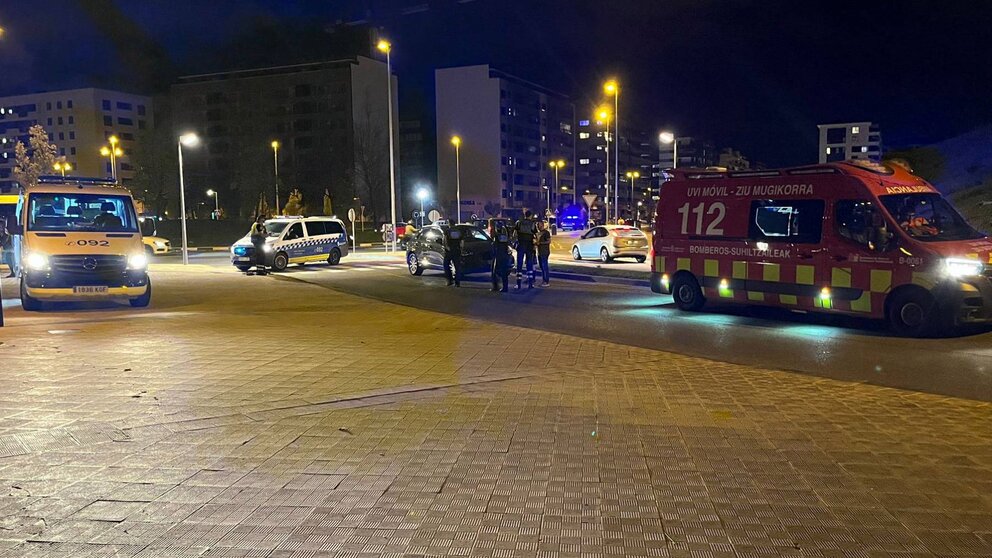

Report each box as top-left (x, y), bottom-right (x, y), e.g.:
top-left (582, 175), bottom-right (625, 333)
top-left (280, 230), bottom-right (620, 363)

top-left (571, 225), bottom-right (649, 263)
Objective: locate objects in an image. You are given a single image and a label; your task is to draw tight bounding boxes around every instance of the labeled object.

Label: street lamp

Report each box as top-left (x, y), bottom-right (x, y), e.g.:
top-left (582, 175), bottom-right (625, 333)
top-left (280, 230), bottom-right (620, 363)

top-left (53, 160), bottom-right (72, 177)
top-left (207, 189), bottom-right (219, 218)
top-left (596, 106), bottom-right (612, 223)
top-left (270, 140), bottom-right (280, 215)
top-left (451, 135), bottom-right (462, 223)
top-left (177, 132), bottom-right (200, 265)
top-left (604, 80), bottom-right (620, 221)
top-left (660, 131), bottom-right (678, 169)
top-left (416, 187), bottom-right (429, 227)
top-left (625, 170), bottom-right (640, 218)
top-left (549, 159), bottom-right (565, 212)
top-left (377, 38), bottom-right (398, 252)
top-left (100, 135), bottom-right (123, 182)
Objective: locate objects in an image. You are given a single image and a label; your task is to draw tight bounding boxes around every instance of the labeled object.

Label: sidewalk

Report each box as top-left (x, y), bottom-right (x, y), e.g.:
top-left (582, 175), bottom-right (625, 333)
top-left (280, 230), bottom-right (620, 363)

top-left (0, 271), bottom-right (991, 556)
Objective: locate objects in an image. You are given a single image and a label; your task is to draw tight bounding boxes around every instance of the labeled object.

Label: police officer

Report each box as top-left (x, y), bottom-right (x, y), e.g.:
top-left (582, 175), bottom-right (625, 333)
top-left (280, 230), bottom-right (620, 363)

top-left (491, 224), bottom-right (512, 292)
top-left (513, 209), bottom-right (537, 290)
top-left (250, 215), bottom-right (268, 273)
top-left (443, 226), bottom-right (464, 287)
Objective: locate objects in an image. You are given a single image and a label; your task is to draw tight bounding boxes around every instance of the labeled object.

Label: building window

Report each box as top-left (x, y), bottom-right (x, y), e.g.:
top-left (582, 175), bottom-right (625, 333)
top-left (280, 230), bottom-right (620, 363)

top-left (118, 117), bottom-right (133, 126)
top-left (67, 100), bottom-right (73, 109)
top-left (579, 158), bottom-right (590, 165)
top-left (138, 120), bottom-right (146, 130)
top-left (46, 102), bottom-right (52, 110)
top-left (579, 120), bottom-right (590, 127)
top-left (860, 146), bottom-right (868, 153)
top-left (102, 100), bottom-right (111, 111)
top-left (852, 126), bottom-right (860, 134)
top-left (47, 118), bottom-right (53, 126)
top-left (826, 127), bottom-right (845, 144)
top-left (58, 132), bottom-right (64, 140)
top-left (68, 116), bottom-right (74, 124)
top-left (59, 148), bottom-right (65, 155)
top-left (117, 101), bottom-right (133, 111)
top-left (103, 115), bottom-right (113, 126)
top-left (137, 105), bottom-right (146, 116)
top-left (579, 132), bottom-right (590, 139)
top-left (70, 147), bottom-right (76, 155)
top-left (56, 101), bottom-right (62, 110)
top-left (69, 132), bottom-right (75, 140)
top-left (57, 117), bottom-right (63, 125)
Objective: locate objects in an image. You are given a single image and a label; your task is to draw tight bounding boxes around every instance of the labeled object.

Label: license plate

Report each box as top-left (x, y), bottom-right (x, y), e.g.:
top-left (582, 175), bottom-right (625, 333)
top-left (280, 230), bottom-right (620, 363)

top-left (73, 286), bottom-right (108, 295)
top-left (235, 257), bottom-right (251, 262)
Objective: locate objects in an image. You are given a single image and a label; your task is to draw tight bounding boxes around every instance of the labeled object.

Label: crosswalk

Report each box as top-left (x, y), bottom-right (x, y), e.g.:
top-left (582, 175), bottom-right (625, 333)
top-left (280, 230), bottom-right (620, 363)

top-left (319, 262), bottom-right (404, 274)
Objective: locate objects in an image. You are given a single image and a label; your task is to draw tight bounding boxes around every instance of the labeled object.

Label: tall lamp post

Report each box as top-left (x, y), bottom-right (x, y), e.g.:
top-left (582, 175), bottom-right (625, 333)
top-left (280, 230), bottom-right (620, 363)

top-left (377, 38), bottom-right (398, 252)
top-left (604, 80), bottom-right (619, 221)
top-left (270, 140), bottom-right (280, 215)
top-left (625, 170), bottom-right (640, 219)
top-left (53, 160), bottom-right (72, 177)
top-left (177, 133), bottom-right (200, 265)
top-left (660, 131), bottom-right (678, 169)
top-left (596, 106), bottom-right (611, 223)
top-left (548, 159), bottom-right (565, 213)
top-left (207, 189), bottom-right (219, 219)
top-left (416, 187), bottom-right (429, 227)
top-left (451, 135), bottom-right (462, 223)
top-left (100, 135), bottom-right (122, 183)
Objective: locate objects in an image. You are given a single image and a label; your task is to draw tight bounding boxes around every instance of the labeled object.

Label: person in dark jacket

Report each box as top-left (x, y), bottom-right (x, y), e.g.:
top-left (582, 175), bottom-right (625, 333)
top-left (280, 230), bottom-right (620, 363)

top-left (535, 220), bottom-right (552, 287)
top-left (443, 227), bottom-right (464, 287)
top-left (0, 218), bottom-right (15, 278)
top-left (512, 209), bottom-right (537, 290)
top-left (250, 215), bottom-right (268, 272)
top-left (490, 225), bottom-right (512, 292)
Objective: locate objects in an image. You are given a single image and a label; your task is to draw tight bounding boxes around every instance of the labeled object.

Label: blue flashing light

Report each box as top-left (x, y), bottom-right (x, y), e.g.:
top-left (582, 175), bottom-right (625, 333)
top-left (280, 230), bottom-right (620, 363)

top-left (233, 246), bottom-right (248, 257)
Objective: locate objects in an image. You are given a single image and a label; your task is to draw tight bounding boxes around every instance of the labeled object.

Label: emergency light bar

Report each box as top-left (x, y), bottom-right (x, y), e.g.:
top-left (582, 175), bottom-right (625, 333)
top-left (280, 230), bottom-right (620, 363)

top-left (36, 175), bottom-right (119, 187)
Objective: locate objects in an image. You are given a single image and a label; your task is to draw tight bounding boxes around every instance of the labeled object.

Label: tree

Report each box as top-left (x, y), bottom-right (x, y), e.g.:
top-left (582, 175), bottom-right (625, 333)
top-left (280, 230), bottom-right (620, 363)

top-left (283, 188), bottom-right (303, 215)
top-left (350, 88), bottom-right (391, 224)
top-left (323, 190), bottom-right (333, 216)
top-left (13, 125), bottom-right (58, 188)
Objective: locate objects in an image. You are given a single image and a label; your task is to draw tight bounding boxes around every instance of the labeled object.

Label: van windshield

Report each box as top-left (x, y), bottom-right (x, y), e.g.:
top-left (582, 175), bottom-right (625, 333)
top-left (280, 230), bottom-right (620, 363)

top-left (28, 193), bottom-right (138, 233)
top-left (880, 194), bottom-right (983, 242)
top-left (264, 221), bottom-right (289, 237)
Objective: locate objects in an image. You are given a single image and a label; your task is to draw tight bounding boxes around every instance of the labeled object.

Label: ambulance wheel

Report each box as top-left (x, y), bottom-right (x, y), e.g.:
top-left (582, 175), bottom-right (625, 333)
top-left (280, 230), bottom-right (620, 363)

top-left (327, 248), bottom-right (341, 266)
top-left (635, 256), bottom-right (646, 263)
top-left (600, 247), bottom-right (612, 263)
top-left (272, 252), bottom-right (289, 272)
top-left (19, 280), bottom-right (42, 311)
top-left (407, 253), bottom-right (424, 276)
top-left (572, 246), bottom-right (581, 260)
top-left (887, 289), bottom-right (938, 337)
top-left (672, 273), bottom-right (705, 312)
top-left (130, 281), bottom-right (152, 308)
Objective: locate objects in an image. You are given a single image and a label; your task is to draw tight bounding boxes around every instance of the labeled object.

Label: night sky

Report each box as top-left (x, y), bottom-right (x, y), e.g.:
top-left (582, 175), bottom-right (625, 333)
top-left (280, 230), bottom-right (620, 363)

top-left (1, 0), bottom-right (990, 167)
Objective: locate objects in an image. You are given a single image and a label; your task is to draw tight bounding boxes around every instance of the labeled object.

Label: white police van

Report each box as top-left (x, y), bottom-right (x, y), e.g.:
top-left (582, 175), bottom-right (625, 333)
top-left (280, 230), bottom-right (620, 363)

top-left (230, 216), bottom-right (350, 272)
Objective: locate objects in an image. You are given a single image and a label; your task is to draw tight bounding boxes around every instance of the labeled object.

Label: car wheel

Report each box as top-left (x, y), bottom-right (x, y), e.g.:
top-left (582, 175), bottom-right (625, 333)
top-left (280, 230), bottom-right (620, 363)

top-left (272, 252), bottom-right (289, 272)
top-left (407, 252), bottom-right (424, 276)
top-left (600, 247), bottom-right (612, 263)
top-left (129, 279), bottom-right (152, 308)
top-left (19, 279), bottom-right (42, 311)
top-left (671, 273), bottom-right (705, 312)
top-left (572, 246), bottom-right (581, 260)
top-left (887, 289), bottom-right (939, 337)
top-left (327, 248), bottom-right (342, 266)
top-left (635, 256), bottom-right (646, 263)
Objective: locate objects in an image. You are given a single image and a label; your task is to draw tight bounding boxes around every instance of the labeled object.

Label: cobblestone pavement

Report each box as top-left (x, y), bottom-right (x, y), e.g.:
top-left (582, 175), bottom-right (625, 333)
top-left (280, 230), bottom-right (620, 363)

top-left (1, 269), bottom-right (992, 557)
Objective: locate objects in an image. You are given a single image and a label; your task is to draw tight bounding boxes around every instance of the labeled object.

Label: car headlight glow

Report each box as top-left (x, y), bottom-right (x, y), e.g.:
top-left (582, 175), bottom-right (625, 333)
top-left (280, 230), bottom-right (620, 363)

top-left (262, 244), bottom-right (273, 253)
top-left (944, 258), bottom-right (984, 278)
top-left (154, 241), bottom-right (167, 248)
top-left (25, 252), bottom-right (49, 271)
top-left (127, 253), bottom-right (148, 270)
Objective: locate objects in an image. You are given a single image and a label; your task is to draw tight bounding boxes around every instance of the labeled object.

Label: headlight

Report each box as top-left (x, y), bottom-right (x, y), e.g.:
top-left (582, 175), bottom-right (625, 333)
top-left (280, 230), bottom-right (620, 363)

top-left (154, 241), bottom-right (167, 248)
top-left (25, 252), bottom-right (49, 271)
top-left (262, 244), bottom-right (273, 253)
top-left (943, 258), bottom-right (984, 278)
top-left (127, 253), bottom-right (148, 270)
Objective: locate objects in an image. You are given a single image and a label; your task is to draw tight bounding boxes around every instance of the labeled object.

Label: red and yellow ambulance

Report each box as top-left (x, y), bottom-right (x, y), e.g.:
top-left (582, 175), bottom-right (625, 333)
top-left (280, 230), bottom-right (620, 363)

top-left (650, 160), bottom-right (992, 336)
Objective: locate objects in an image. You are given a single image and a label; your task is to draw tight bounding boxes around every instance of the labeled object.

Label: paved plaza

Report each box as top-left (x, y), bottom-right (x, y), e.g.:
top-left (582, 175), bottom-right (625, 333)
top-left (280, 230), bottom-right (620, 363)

top-left (1, 267), bottom-right (991, 557)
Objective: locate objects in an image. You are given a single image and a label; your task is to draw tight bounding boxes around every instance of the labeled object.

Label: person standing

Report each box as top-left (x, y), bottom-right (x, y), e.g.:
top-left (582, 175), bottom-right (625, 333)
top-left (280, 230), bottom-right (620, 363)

top-left (490, 224), bottom-right (512, 292)
top-left (0, 218), bottom-right (15, 278)
top-left (535, 220), bottom-right (552, 287)
top-left (443, 227), bottom-right (464, 287)
top-left (250, 215), bottom-right (268, 272)
top-left (513, 209), bottom-right (537, 290)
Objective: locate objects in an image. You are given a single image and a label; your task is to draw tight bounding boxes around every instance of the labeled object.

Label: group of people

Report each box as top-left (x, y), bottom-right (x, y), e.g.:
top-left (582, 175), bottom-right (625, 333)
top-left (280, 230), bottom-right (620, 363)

top-left (443, 209), bottom-right (551, 292)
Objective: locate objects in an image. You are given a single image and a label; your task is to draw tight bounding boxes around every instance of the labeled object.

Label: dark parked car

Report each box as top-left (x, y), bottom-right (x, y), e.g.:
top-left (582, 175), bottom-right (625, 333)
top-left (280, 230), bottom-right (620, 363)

top-left (406, 224), bottom-right (494, 276)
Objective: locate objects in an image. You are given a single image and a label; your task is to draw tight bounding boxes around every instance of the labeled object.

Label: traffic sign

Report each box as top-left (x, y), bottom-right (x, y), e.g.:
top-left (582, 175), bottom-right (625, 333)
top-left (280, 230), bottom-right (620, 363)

top-left (583, 194), bottom-right (598, 208)
top-left (428, 209), bottom-right (441, 223)
top-left (347, 208), bottom-right (356, 221)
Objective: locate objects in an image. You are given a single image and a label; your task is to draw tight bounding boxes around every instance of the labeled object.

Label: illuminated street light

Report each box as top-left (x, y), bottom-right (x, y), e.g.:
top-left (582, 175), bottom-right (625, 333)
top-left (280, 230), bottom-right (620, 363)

top-left (207, 189), bottom-right (219, 217)
top-left (53, 160), bottom-right (72, 177)
top-left (100, 135), bottom-right (123, 182)
top-left (625, 170), bottom-right (640, 219)
top-left (549, 159), bottom-right (566, 211)
top-left (416, 186), bottom-right (429, 227)
top-left (604, 80), bottom-right (620, 221)
top-left (270, 140), bottom-right (280, 215)
top-left (660, 131), bottom-right (678, 169)
top-left (451, 135), bottom-right (462, 222)
top-left (377, 37), bottom-right (398, 252)
top-left (596, 106), bottom-right (612, 223)
top-left (177, 132), bottom-right (200, 265)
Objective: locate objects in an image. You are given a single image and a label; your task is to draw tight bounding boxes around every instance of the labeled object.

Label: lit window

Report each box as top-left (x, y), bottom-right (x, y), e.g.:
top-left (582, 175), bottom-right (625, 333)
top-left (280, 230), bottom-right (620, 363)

top-left (579, 159), bottom-right (590, 165)
top-left (579, 120), bottom-right (590, 126)
top-left (826, 147), bottom-right (831, 154)
top-left (852, 126), bottom-right (860, 134)
top-left (860, 146), bottom-right (868, 153)
top-left (579, 132), bottom-right (590, 139)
